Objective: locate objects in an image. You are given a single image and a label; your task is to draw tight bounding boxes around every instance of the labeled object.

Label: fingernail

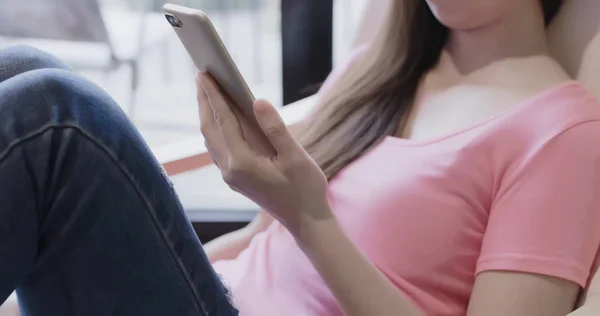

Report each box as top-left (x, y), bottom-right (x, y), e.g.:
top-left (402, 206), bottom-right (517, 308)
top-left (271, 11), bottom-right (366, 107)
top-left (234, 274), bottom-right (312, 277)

top-left (254, 100), bottom-right (270, 115)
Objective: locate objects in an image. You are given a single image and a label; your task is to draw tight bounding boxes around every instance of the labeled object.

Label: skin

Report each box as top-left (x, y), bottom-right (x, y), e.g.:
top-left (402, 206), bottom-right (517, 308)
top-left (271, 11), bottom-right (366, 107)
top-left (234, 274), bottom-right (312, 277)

top-left (204, 209), bottom-right (272, 263)
top-left (199, 0), bottom-right (589, 315)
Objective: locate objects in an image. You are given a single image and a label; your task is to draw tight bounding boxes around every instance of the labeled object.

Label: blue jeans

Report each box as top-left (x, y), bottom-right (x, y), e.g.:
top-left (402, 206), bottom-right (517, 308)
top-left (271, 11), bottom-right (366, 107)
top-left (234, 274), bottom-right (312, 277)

top-left (0, 46), bottom-right (238, 316)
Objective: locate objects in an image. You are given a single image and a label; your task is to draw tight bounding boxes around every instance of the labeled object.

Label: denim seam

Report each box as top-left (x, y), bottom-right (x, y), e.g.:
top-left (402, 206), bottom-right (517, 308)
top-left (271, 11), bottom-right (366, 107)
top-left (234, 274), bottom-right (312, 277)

top-left (0, 124), bottom-right (211, 316)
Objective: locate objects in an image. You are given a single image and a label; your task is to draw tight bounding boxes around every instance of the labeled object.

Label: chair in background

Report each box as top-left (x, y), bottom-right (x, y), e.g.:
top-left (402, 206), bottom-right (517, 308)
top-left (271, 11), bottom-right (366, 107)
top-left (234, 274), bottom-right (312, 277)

top-left (547, 0), bottom-right (600, 312)
top-left (549, 0), bottom-right (600, 100)
top-left (0, 0), bottom-right (173, 117)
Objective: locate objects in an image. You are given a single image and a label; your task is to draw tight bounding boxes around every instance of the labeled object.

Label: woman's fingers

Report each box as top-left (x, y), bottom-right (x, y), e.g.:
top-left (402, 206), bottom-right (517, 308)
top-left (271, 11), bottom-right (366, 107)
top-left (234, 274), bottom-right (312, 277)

top-left (254, 99), bottom-right (302, 157)
top-left (202, 140), bottom-right (220, 167)
top-left (196, 73), bottom-right (228, 166)
top-left (197, 73), bottom-right (215, 126)
top-left (200, 73), bottom-right (251, 157)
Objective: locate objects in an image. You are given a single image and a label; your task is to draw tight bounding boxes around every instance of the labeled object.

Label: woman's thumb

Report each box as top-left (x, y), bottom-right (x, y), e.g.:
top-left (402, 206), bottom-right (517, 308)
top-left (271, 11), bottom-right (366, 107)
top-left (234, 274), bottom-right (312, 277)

top-left (254, 99), bottom-right (299, 155)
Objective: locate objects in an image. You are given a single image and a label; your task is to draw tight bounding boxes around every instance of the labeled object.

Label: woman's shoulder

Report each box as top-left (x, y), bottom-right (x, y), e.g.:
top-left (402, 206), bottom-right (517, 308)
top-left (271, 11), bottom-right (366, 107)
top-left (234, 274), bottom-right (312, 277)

top-left (477, 82), bottom-right (600, 175)
top-left (533, 81), bottom-right (600, 119)
top-left (490, 81), bottom-right (600, 146)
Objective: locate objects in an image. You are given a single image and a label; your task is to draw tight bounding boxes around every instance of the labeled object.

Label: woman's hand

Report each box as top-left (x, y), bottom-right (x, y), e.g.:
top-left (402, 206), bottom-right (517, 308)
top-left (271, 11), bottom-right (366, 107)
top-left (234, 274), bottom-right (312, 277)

top-left (197, 73), bottom-right (425, 316)
top-left (196, 73), bottom-right (332, 234)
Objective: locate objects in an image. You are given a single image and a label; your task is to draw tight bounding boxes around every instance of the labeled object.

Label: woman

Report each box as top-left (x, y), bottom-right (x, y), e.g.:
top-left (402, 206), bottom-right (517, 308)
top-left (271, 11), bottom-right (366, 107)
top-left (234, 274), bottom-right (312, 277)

top-left (2, 0), bottom-right (600, 315)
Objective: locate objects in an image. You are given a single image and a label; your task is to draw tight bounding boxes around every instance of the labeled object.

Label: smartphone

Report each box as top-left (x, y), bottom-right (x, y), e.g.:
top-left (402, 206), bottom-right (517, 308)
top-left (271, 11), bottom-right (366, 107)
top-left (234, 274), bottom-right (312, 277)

top-left (163, 4), bottom-right (276, 155)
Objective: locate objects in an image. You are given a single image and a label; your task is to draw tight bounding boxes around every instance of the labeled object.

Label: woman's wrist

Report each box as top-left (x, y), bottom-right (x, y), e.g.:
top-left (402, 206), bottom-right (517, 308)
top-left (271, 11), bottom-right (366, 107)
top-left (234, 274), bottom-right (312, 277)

top-left (245, 209), bottom-right (274, 235)
top-left (290, 205), bottom-right (339, 251)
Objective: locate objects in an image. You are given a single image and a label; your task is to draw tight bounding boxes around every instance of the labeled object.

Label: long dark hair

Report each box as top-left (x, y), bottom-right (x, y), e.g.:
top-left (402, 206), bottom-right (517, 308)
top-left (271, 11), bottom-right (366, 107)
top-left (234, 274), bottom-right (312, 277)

top-left (295, 0), bottom-right (564, 180)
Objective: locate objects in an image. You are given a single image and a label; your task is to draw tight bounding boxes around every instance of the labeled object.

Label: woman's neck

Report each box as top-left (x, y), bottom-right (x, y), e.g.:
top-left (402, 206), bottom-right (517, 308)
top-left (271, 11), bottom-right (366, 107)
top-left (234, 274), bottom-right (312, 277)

top-left (445, 3), bottom-right (551, 75)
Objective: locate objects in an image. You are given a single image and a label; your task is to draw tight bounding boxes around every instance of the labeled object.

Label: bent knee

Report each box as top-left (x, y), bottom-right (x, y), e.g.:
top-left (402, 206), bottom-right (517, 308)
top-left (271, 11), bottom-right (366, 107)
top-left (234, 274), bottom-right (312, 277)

top-left (3, 45), bottom-right (71, 70)
top-left (16, 68), bottom-right (93, 101)
top-left (0, 68), bottom-right (126, 134)
top-left (0, 45), bottom-right (71, 82)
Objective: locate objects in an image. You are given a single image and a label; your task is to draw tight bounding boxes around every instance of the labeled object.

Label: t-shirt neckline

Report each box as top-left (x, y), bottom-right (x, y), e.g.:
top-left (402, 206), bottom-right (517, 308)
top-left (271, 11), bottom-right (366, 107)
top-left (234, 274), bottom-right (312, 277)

top-left (384, 80), bottom-right (583, 147)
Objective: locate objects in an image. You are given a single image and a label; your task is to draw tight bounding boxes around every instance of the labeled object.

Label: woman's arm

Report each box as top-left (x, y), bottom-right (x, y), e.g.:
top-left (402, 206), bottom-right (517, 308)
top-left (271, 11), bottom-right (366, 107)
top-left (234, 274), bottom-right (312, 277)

top-left (297, 214), bottom-right (580, 316)
top-left (204, 209), bottom-right (273, 263)
top-left (0, 292), bottom-right (19, 316)
top-left (296, 216), bottom-right (424, 316)
top-left (296, 123), bottom-right (600, 316)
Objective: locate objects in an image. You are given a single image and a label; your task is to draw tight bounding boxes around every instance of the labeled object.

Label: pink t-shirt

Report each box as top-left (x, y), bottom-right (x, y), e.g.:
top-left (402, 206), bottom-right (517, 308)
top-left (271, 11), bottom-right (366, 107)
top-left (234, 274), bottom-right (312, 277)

top-left (213, 49), bottom-right (600, 315)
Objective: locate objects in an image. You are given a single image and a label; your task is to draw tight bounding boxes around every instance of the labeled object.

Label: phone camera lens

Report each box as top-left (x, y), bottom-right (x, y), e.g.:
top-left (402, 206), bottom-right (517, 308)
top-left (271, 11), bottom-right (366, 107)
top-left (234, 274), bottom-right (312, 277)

top-left (165, 14), bottom-right (182, 28)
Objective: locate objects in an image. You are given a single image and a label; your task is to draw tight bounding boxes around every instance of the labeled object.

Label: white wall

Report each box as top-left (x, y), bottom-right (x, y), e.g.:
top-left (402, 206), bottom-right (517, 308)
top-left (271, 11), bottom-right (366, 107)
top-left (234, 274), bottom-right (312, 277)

top-left (332, 0), bottom-right (369, 66)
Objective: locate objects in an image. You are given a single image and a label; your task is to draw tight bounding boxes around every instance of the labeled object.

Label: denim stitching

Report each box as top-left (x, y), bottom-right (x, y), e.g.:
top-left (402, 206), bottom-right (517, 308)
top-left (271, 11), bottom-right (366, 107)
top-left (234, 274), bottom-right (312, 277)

top-left (0, 124), bottom-right (212, 315)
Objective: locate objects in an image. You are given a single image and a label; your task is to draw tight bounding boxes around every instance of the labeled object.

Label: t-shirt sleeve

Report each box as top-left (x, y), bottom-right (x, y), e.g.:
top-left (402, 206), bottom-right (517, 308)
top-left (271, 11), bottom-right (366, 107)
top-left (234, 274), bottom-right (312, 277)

top-left (476, 121), bottom-right (600, 287)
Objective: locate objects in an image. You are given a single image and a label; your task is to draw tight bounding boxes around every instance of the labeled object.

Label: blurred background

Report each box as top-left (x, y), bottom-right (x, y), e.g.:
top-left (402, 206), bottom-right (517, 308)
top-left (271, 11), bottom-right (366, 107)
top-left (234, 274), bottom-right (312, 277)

top-left (0, 0), bottom-right (368, 149)
top-left (0, 0), bottom-right (371, 237)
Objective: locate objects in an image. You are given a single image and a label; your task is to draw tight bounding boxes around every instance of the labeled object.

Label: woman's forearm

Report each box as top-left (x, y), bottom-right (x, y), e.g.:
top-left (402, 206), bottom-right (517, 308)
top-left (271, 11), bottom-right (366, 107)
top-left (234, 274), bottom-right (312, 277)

top-left (0, 292), bottom-right (19, 316)
top-left (204, 226), bottom-right (255, 263)
top-left (295, 215), bottom-right (424, 316)
top-left (205, 209), bottom-right (274, 263)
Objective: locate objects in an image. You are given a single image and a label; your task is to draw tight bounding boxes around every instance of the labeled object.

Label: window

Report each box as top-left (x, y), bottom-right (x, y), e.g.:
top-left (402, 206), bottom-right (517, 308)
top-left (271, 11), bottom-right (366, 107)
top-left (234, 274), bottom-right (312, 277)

top-left (0, 0), bottom-right (363, 151)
